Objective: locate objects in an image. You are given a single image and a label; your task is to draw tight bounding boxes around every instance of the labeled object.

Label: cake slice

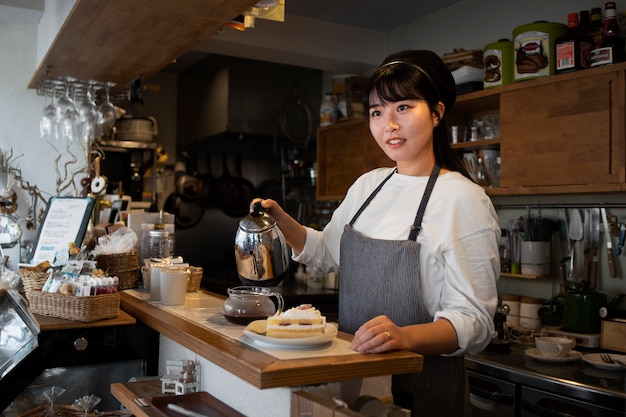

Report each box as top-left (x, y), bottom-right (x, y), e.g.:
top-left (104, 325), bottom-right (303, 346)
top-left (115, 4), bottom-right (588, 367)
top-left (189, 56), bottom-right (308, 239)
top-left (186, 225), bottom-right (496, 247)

top-left (266, 304), bottom-right (326, 338)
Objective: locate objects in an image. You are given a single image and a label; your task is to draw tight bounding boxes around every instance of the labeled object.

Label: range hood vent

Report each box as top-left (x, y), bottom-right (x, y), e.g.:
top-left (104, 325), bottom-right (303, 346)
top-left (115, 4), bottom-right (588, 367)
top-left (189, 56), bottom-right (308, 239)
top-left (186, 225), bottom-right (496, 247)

top-left (177, 55), bottom-right (321, 146)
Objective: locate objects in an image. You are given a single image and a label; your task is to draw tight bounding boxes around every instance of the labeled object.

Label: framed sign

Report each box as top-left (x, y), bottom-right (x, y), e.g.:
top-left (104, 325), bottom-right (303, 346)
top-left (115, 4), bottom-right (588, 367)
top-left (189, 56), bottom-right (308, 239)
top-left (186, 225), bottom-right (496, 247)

top-left (29, 196), bottom-right (95, 264)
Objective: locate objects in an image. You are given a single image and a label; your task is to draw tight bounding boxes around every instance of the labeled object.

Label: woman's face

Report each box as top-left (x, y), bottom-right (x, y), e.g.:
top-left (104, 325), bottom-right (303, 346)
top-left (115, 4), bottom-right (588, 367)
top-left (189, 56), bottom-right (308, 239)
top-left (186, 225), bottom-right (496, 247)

top-left (368, 95), bottom-right (443, 175)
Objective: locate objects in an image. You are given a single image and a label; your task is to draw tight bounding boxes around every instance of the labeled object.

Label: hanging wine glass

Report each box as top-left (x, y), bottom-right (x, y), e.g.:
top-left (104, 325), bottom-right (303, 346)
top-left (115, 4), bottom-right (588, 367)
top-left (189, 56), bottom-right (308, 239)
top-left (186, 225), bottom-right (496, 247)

top-left (98, 81), bottom-right (117, 136)
top-left (76, 80), bottom-right (100, 146)
top-left (58, 76), bottom-right (79, 143)
top-left (40, 80), bottom-right (61, 141)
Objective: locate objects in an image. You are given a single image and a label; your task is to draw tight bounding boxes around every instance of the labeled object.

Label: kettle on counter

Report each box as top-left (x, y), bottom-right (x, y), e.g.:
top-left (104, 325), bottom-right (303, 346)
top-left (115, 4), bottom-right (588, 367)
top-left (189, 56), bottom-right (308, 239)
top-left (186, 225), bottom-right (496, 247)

top-left (234, 202), bottom-right (290, 287)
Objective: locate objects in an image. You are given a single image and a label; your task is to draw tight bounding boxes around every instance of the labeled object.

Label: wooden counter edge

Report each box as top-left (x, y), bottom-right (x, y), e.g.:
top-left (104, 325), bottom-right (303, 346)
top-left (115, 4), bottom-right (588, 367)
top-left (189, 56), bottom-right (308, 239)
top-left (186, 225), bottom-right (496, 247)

top-left (36, 309), bottom-right (136, 331)
top-left (120, 291), bottom-right (423, 389)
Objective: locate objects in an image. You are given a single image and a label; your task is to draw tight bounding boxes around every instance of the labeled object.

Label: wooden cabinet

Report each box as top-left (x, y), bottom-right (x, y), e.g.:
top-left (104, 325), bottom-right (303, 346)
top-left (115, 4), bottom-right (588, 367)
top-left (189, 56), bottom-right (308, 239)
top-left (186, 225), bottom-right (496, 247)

top-left (28, 0), bottom-right (259, 93)
top-left (316, 119), bottom-right (393, 201)
top-left (318, 63), bottom-right (626, 201)
top-left (452, 63), bottom-right (626, 196)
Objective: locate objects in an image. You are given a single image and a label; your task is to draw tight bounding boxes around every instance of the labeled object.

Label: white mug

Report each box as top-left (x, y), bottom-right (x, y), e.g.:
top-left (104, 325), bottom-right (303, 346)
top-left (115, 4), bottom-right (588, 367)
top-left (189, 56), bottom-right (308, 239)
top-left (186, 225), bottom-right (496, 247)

top-left (160, 268), bottom-right (189, 306)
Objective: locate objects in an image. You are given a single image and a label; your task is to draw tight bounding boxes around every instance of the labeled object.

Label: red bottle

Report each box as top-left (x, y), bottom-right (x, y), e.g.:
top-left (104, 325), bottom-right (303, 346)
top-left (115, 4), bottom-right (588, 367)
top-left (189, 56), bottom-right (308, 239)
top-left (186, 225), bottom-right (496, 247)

top-left (555, 12), bottom-right (594, 72)
top-left (591, 2), bottom-right (626, 66)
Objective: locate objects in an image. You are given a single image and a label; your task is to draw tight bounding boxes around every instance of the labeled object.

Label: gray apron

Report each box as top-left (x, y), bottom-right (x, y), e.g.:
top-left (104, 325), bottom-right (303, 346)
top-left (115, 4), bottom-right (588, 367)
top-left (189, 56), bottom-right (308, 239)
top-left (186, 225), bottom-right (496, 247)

top-left (339, 166), bottom-right (469, 417)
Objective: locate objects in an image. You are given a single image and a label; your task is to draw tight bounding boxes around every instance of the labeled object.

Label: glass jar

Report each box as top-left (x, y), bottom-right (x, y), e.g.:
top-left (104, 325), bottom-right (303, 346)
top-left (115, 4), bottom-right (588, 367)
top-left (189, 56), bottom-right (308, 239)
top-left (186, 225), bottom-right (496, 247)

top-left (145, 230), bottom-right (175, 260)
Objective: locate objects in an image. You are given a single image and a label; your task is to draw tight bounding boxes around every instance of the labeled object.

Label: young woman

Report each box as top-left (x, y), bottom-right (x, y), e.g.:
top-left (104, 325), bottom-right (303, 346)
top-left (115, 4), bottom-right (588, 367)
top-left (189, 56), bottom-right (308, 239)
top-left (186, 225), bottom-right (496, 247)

top-left (251, 50), bottom-right (500, 416)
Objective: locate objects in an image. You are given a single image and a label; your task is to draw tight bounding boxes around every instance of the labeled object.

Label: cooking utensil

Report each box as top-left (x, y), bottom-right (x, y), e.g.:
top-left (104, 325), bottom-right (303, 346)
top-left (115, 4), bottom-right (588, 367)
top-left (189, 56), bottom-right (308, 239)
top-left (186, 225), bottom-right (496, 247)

top-left (568, 209), bottom-right (583, 278)
top-left (601, 208), bottom-right (618, 278)
top-left (234, 202), bottom-right (290, 287)
top-left (163, 192), bottom-right (204, 230)
top-left (215, 153), bottom-right (256, 218)
top-left (582, 208), bottom-right (592, 288)
top-left (556, 209), bottom-right (570, 294)
top-left (590, 208), bottom-right (600, 289)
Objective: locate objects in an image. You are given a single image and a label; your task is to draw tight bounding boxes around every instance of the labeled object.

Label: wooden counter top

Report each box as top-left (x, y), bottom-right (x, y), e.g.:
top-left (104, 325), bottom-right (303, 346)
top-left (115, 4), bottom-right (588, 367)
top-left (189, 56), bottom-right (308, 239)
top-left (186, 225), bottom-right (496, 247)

top-left (35, 309), bottom-right (136, 331)
top-left (120, 290), bottom-right (423, 389)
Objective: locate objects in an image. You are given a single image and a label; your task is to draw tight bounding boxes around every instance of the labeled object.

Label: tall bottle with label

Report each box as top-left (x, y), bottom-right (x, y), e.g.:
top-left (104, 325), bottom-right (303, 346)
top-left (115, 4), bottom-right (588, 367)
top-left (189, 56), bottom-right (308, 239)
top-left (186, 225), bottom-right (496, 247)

top-left (587, 7), bottom-right (604, 48)
top-left (591, 2), bottom-right (626, 66)
top-left (556, 12), bottom-right (594, 73)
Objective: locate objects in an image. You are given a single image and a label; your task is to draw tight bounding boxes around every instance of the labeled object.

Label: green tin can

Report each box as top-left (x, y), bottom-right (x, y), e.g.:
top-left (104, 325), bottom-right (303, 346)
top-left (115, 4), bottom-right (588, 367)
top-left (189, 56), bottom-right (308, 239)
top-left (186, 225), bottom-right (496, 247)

top-left (513, 21), bottom-right (568, 82)
top-left (483, 38), bottom-right (514, 89)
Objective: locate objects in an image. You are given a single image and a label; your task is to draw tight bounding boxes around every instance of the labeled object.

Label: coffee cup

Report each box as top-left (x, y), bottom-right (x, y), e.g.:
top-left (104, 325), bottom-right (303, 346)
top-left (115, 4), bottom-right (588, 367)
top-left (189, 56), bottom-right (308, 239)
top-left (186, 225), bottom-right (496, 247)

top-left (535, 336), bottom-right (575, 357)
top-left (160, 268), bottom-right (189, 306)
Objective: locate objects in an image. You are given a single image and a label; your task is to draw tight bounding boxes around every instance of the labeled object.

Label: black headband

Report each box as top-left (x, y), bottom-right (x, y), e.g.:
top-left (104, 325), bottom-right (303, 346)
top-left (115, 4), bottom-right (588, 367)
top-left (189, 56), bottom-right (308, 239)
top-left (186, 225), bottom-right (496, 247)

top-left (381, 60), bottom-right (443, 105)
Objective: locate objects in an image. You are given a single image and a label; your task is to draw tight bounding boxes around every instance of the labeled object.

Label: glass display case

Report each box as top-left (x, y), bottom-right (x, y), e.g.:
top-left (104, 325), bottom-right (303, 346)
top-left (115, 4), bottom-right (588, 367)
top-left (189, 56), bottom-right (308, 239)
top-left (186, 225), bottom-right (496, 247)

top-left (0, 289), bottom-right (39, 380)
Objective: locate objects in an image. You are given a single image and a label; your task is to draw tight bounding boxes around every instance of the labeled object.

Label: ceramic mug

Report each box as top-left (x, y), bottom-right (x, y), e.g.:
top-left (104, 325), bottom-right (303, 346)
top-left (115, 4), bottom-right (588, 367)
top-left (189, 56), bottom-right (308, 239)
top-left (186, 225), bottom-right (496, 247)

top-left (160, 268), bottom-right (189, 306)
top-left (535, 336), bottom-right (575, 357)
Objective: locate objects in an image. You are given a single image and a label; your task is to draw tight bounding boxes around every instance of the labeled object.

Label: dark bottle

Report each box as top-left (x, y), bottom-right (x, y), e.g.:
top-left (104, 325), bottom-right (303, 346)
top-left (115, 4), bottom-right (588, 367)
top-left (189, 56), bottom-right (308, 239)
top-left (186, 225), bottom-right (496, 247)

top-left (579, 9), bottom-right (591, 31)
top-left (591, 2), bottom-right (626, 66)
top-left (587, 7), bottom-right (604, 48)
top-left (555, 12), bottom-right (594, 72)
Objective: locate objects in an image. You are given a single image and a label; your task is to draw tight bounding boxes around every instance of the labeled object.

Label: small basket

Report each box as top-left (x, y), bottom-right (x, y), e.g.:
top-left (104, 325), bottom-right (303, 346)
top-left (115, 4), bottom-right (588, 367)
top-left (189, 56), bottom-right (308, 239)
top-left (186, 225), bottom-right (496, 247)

top-left (19, 262), bottom-right (51, 299)
top-left (187, 266), bottom-right (203, 292)
top-left (96, 249), bottom-right (140, 289)
top-left (26, 291), bottom-right (120, 322)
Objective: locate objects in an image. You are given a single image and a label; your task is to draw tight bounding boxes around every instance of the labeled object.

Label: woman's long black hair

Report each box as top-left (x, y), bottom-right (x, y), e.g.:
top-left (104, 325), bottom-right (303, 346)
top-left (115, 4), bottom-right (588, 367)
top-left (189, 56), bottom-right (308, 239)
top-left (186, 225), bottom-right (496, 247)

top-left (362, 54), bottom-right (473, 181)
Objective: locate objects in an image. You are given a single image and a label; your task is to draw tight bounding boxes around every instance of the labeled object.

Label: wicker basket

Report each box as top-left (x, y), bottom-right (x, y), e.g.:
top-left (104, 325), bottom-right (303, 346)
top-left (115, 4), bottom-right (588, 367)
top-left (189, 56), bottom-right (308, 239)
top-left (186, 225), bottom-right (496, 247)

top-left (19, 262), bottom-right (52, 299)
top-left (26, 291), bottom-right (120, 322)
top-left (96, 249), bottom-right (140, 289)
top-left (187, 266), bottom-right (203, 292)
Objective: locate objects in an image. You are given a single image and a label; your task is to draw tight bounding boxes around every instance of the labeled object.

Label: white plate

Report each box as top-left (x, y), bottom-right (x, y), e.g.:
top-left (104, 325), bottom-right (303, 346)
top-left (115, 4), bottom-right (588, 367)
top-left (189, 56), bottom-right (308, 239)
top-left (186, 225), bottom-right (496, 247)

top-left (525, 348), bottom-right (582, 363)
top-left (243, 320), bottom-right (338, 349)
top-left (582, 353), bottom-right (626, 371)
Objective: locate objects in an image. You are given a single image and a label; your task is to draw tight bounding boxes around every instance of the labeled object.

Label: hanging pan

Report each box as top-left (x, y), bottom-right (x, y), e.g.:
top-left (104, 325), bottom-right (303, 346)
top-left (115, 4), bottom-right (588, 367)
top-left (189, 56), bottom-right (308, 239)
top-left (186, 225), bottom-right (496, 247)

top-left (214, 153), bottom-right (256, 218)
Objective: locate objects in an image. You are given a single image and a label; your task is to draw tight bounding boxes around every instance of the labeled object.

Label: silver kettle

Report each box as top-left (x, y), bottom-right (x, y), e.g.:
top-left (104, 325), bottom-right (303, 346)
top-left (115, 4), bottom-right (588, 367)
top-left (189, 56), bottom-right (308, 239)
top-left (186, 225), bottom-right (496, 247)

top-left (234, 202), bottom-right (290, 286)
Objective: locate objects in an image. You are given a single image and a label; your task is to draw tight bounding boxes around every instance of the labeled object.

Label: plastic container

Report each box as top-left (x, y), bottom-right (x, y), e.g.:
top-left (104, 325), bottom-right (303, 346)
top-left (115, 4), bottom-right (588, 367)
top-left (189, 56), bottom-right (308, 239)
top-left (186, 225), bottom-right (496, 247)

top-left (513, 21), bottom-right (568, 81)
top-left (483, 39), bottom-right (514, 88)
top-left (320, 93), bottom-right (337, 127)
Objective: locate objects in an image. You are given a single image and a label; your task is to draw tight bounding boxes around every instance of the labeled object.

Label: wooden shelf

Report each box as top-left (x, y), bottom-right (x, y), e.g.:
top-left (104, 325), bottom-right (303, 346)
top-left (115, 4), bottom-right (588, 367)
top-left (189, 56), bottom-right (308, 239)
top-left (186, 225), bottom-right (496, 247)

top-left (28, 0), bottom-right (259, 93)
top-left (500, 272), bottom-right (551, 280)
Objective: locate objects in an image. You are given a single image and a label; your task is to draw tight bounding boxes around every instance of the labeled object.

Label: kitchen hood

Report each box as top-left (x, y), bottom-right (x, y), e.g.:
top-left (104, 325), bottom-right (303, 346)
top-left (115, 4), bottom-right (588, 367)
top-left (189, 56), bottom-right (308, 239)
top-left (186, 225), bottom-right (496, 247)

top-left (177, 54), bottom-right (322, 146)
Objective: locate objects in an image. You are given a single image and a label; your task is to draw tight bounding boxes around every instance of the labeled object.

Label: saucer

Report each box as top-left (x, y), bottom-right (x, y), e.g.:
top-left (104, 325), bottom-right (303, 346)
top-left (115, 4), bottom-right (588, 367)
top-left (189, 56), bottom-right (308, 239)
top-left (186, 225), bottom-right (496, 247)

top-left (525, 348), bottom-right (582, 362)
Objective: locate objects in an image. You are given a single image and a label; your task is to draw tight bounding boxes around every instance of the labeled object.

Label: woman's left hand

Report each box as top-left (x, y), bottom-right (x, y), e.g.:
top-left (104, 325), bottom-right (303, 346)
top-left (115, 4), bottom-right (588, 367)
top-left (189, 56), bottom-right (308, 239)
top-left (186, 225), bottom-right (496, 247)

top-left (350, 315), bottom-right (404, 353)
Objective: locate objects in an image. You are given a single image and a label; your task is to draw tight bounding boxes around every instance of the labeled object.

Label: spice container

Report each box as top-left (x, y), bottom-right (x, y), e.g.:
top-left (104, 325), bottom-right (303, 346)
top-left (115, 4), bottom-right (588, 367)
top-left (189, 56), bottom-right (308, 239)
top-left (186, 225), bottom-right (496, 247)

top-left (483, 38), bottom-right (514, 88)
top-left (513, 21), bottom-right (568, 81)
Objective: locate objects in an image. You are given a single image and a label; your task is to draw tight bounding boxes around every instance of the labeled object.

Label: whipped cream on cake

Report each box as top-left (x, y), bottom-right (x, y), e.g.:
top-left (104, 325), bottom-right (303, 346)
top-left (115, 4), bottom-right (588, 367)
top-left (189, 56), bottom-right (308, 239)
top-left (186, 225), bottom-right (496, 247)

top-left (266, 304), bottom-right (326, 338)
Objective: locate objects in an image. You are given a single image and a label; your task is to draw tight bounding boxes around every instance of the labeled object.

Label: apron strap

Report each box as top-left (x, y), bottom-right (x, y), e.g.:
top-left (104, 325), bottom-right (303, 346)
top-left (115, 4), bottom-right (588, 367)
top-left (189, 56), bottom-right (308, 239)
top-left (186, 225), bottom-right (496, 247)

top-left (348, 168), bottom-right (397, 226)
top-left (408, 164), bottom-right (440, 241)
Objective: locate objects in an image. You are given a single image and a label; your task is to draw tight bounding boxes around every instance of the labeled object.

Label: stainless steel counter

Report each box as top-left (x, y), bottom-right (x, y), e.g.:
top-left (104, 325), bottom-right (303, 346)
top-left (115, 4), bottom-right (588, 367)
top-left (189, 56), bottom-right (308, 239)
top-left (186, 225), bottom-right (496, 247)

top-left (466, 343), bottom-right (626, 413)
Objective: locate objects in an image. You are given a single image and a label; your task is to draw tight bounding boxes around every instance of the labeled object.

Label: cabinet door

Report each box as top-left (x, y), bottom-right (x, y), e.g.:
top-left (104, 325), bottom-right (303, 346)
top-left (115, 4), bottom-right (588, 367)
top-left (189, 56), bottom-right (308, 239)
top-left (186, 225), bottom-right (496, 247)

top-left (316, 120), bottom-right (392, 200)
top-left (500, 71), bottom-right (625, 188)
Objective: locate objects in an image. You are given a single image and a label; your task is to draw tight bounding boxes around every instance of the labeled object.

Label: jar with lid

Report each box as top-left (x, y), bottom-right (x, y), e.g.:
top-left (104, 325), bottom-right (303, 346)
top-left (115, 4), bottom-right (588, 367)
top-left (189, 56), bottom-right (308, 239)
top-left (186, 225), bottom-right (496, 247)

top-left (145, 230), bottom-right (175, 260)
top-left (319, 92), bottom-right (337, 127)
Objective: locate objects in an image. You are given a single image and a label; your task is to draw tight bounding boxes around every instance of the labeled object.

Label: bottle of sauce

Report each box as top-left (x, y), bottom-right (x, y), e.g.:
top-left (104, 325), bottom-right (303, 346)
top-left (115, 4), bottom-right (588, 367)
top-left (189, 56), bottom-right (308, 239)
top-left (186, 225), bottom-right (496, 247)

top-left (586, 7), bottom-right (604, 48)
top-left (591, 2), bottom-right (626, 66)
top-left (555, 12), bottom-right (594, 73)
top-left (579, 9), bottom-right (591, 32)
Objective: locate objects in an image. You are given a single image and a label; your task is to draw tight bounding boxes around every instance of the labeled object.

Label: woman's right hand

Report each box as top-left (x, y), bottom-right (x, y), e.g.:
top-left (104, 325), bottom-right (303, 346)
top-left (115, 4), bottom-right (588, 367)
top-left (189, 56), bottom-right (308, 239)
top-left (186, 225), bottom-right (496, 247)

top-left (249, 198), bottom-right (307, 254)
